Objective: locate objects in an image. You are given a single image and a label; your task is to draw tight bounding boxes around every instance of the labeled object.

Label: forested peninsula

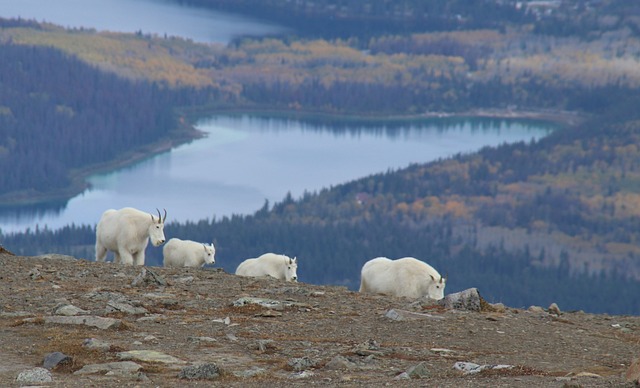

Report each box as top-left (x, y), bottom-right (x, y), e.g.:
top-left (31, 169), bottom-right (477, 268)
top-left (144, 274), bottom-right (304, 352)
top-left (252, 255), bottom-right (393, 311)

top-left (2, 0), bottom-right (640, 314)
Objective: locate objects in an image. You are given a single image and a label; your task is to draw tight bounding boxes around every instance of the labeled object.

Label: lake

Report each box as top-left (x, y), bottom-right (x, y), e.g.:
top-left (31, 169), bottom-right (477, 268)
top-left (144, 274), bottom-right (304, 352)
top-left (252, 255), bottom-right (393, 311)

top-left (0, 1), bottom-right (554, 234)
top-left (0, 116), bottom-right (554, 233)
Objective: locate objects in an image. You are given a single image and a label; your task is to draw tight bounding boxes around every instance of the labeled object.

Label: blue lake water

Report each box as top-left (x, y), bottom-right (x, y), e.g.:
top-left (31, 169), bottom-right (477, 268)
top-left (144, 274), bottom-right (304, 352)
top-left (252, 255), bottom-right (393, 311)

top-left (0, 116), bottom-right (553, 233)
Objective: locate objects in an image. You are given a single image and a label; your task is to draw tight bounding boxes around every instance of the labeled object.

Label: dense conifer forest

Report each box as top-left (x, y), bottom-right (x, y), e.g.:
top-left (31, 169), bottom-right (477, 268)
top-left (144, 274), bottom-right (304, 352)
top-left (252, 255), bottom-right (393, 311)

top-left (2, 1), bottom-right (640, 314)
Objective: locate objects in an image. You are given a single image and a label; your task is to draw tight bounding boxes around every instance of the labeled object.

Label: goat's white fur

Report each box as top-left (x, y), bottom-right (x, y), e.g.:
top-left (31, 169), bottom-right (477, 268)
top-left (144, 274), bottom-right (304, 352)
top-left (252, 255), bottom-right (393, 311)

top-left (235, 253), bottom-right (298, 282)
top-left (95, 207), bottom-right (166, 265)
top-left (359, 257), bottom-right (446, 300)
top-left (163, 238), bottom-right (215, 267)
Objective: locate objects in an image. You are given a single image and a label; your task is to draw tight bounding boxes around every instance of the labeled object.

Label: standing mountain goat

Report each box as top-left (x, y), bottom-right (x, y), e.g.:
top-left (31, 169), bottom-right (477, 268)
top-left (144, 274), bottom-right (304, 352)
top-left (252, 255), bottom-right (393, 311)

top-left (235, 253), bottom-right (298, 282)
top-left (359, 257), bottom-right (446, 300)
top-left (163, 238), bottom-right (215, 268)
top-left (95, 207), bottom-right (167, 266)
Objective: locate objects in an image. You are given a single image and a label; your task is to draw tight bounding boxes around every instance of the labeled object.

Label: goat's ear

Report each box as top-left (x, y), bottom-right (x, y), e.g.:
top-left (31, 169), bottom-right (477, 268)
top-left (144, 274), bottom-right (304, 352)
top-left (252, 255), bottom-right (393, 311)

top-left (430, 275), bottom-right (436, 281)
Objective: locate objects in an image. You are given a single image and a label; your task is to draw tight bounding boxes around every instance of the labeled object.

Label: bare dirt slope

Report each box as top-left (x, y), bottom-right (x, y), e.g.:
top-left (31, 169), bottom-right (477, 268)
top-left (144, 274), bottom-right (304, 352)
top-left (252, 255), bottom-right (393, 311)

top-left (0, 252), bottom-right (639, 387)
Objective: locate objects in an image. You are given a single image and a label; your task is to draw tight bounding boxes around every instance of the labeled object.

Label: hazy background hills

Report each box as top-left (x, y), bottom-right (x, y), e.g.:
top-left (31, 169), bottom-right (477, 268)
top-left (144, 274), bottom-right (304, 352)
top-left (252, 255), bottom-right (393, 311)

top-left (1, 0), bottom-right (640, 314)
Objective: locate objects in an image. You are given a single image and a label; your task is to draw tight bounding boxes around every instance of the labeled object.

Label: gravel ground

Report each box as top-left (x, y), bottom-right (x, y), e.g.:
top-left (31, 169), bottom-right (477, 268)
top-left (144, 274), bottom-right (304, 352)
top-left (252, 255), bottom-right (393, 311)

top-left (0, 252), bottom-right (638, 387)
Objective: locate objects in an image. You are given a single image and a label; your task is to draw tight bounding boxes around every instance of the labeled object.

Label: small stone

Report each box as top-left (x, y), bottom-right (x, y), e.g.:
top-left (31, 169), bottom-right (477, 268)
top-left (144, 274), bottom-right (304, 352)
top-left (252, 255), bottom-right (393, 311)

top-left (288, 356), bottom-right (317, 371)
top-left (131, 268), bottom-right (167, 287)
top-left (289, 370), bottom-right (315, 379)
top-left (406, 361), bottom-right (430, 378)
top-left (43, 315), bottom-right (122, 330)
top-left (16, 367), bottom-right (53, 383)
top-left (548, 303), bottom-right (561, 316)
top-left (528, 306), bottom-right (545, 314)
top-left (117, 350), bottom-right (185, 364)
top-left (438, 288), bottom-right (482, 311)
top-left (43, 351), bottom-right (72, 369)
top-left (233, 367), bottom-right (266, 378)
top-left (55, 304), bottom-right (89, 316)
top-left (106, 300), bottom-right (148, 315)
top-left (74, 361), bottom-right (142, 375)
top-left (83, 338), bottom-right (111, 351)
top-left (178, 363), bottom-right (220, 380)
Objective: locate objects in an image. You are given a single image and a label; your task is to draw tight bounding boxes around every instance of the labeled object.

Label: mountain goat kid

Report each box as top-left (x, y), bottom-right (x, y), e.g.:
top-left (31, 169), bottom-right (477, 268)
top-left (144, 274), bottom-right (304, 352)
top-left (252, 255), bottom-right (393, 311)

top-left (359, 257), bottom-right (446, 300)
top-left (235, 253), bottom-right (298, 282)
top-left (95, 207), bottom-right (167, 266)
top-left (163, 238), bottom-right (215, 268)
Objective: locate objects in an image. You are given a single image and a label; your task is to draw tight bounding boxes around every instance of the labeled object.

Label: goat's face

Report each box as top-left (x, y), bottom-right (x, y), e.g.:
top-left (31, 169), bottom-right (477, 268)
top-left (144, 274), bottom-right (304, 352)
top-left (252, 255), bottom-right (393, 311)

top-left (148, 209), bottom-right (166, 247)
top-left (203, 243), bottom-right (216, 265)
top-left (285, 256), bottom-right (298, 282)
top-left (426, 275), bottom-right (446, 300)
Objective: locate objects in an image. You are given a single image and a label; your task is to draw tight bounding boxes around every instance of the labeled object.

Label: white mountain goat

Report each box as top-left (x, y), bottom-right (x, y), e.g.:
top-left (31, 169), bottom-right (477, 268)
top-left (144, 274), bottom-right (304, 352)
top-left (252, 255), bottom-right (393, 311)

top-left (95, 207), bottom-right (167, 266)
top-left (163, 238), bottom-right (215, 268)
top-left (235, 253), bottom-right (298, 282)
top-left (359, 257), bottom-right (446, 300)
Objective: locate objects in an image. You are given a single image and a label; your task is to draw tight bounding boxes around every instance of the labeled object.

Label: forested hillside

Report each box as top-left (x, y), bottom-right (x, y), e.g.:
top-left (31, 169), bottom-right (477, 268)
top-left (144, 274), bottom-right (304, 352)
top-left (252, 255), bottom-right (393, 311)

top-left (2, 1), bottom-right (640, 314)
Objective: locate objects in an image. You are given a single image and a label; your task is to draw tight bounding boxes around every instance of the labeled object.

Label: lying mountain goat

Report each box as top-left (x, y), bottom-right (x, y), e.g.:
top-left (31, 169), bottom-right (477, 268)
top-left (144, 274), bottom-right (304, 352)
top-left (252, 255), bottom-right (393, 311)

top-left (235, 253), bottom-right (298, 282)
top-left (95, 207), bottom-right (167, 266)
top-left (359, 257), bottom-right (446, 300)
top-left (163, 238), bottom-right (215, 268)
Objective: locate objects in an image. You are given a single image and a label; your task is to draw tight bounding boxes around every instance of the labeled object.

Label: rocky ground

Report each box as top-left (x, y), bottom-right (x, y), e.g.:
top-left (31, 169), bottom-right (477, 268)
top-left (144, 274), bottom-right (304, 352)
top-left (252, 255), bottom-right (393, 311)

top-left (1, 250), bottom-right (639, 387)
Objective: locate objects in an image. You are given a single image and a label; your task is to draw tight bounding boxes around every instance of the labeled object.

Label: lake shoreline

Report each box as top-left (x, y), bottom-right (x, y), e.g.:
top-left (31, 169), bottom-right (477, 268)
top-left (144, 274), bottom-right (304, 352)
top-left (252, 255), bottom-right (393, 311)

top-left (0, 108), bottom-right (583, 208)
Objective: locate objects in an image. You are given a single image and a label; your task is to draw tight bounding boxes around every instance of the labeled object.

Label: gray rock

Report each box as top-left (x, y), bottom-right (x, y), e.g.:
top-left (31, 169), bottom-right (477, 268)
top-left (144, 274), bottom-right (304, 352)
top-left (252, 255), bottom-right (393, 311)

top-left (288, 356), bottom-right (317, 371)
top-left (28, 268), bottom-right (43, 280)
top-left (82, 338), bottom-right (111, 351)
top-left (74, 361), bottom-right (142, 375)
top-left (548, 302), bottom-right (562, 316)
top-left (43, 351), bottom-right (72, 369)
top-left (438, 288), bottom-right (482, 311)
top-left (42, 315), bottom-right (122, 330)
top-left (454, 361), bottom-right (514, 375)
top-left (55, 304), bottom-right (89, 316)
top-left (528, 305), bottom-right (545, 314)
top-left (289, 370), bottom-right (315, 379)
top-left (178, 363), bottom-right (220, 380)
top-left (406, 361), bottom-right (430, 378)
top-left (16, 367), bottom-right (53, 383)
top-left (188, 336), bottom-right (217, 343)
top-left (324, 355), bottom-right (357, 370)
top-left (106, 300), bottom-right (148, 315)
top-left (117, 350), bottom-right (186, 364)
top-left (131, 268), bottom-right (167, 287)
top-left (232, 296), bottom-right (311, 310)
top-left (353, 339), bottom-right (386, 356)
top-left (233, 367), bottom-right (266, 378)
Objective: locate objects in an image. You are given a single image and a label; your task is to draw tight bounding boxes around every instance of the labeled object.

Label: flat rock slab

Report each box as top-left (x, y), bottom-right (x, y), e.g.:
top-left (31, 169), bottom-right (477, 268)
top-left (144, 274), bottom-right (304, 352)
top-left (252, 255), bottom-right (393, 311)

top-left (74, 361), bottom-right (142, 375)
top-left (41, 315), bottom-right (123, 330)
top-left (117, 350), bottom-right (186, 364)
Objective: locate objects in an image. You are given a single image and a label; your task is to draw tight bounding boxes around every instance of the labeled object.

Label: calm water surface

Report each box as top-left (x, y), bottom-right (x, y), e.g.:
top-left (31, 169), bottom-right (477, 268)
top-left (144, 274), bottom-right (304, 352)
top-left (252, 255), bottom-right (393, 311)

top-left (0, 116), bottom-right (553, 233)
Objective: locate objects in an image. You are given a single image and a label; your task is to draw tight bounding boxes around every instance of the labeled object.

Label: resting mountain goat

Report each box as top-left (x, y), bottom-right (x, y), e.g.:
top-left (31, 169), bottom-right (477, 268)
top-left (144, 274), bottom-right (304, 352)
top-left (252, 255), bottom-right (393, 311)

top-left (163, 238), bottom-right (215, 268)
top-left (359, 257), bottom-right (446, 300)
top-left (235, 253), bottom-right (298, 282)
top-left (95, 207), bottom-right (167, 266)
